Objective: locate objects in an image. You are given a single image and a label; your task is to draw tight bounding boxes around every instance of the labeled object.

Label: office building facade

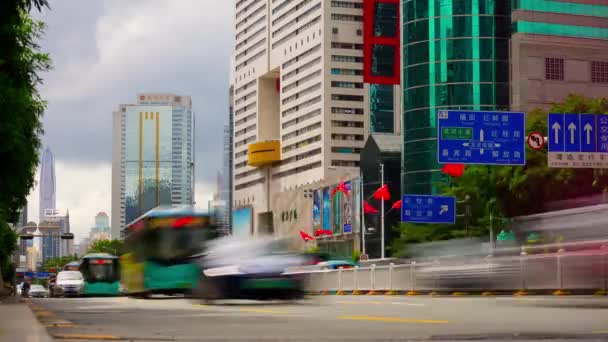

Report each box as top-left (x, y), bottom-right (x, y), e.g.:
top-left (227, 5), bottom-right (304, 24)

top-left (401, 0), bottom-right (608, 195)
top-left (232, 0), bottom-right (387, 234)
top-left (111, 94), bottom-right (194, 238)
top-left (221, 87), bottom-right (234, 234)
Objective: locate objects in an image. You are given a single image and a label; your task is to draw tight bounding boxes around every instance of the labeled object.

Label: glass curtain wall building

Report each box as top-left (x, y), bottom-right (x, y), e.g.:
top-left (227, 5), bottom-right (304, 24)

top-left (365, 0), bottom-right (400, 133)
top-left (112, 94), bottom-right (194, 238)
top-left (402, 0), bottom-right (511, 194)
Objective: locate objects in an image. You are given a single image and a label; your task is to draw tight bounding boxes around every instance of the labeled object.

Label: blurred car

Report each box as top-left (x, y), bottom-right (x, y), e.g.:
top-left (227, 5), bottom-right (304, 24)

top-left (52, 271), bottom-right (84, 297)
top-left (195, 236), bottom-right (308, 301)
top-left (29, 284), bottom-right (49, 298)
top-left (317, 260), bottom-right (358, 270)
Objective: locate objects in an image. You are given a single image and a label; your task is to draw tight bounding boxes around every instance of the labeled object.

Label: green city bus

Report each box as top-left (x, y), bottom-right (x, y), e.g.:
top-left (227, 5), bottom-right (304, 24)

top-left (121, 206), bottom-right (218, 298)
top-left (80, 253), bottom-right (120, 296)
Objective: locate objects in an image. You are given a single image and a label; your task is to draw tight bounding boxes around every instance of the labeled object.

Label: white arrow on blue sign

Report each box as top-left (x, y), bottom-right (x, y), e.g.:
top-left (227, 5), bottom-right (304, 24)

top-left (548, 113), bottom-right (608, 168)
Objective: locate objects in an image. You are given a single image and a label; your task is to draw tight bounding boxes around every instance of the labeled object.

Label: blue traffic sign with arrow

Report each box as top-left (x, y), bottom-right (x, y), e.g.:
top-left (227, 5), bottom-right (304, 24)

top-left (437, 110), bottom-right (526, 165)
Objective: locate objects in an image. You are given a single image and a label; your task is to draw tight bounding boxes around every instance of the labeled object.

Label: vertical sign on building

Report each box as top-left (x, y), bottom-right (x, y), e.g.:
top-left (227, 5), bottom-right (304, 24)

top-left (313, 190), bottom-right (321, 230)
top-left (322, 188), bottom-right (331, 230)
top-left (342, 181), bottom-right (353, 233)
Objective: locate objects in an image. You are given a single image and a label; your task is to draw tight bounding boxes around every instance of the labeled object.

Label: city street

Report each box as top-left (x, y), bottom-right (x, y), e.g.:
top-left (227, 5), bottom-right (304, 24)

top-left (29, 295), bottom-right (608, 341)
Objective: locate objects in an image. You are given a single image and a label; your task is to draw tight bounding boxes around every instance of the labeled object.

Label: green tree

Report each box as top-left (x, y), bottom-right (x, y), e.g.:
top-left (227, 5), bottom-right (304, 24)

top-left (87, 239), bottom-right (125, 256)
top-left (42, 255), bottom-right (79, 271)
top-left (0, 0), bottom-right (51, 281)
top-left (391, 94), bottom-right (608, 254)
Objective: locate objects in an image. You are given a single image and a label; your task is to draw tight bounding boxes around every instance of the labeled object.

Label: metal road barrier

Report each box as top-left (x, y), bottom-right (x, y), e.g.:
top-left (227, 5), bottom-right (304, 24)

top-left (289, 242), bottom-right (608, 295)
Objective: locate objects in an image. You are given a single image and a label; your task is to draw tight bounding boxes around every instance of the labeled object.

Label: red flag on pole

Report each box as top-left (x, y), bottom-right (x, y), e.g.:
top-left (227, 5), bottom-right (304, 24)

top-left (315, 229), bottom-right (333, 237)
top-left (373, 184), bottom-right (391, 201)
top-left (363, 201), bottom-right (379, 214)
top-left (391, 199), bottom-right (402, 210)
top-left (331, 181), bottom-right (349, 198)
top-left (441, 163), bottom-right (465, 177)
top-left (299, 230), bottom-right (314, 241)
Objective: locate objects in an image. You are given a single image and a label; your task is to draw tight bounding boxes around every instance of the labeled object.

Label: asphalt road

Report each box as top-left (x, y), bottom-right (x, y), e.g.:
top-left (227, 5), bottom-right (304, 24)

top-left (30, 295), bottom-right (608, 341)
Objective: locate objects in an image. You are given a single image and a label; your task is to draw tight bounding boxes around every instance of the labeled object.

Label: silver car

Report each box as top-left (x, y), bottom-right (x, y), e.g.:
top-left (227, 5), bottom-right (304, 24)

top-left (53, 271), bottom-right (84, 297)
top-left (29, 284), bottom-right (49, 298)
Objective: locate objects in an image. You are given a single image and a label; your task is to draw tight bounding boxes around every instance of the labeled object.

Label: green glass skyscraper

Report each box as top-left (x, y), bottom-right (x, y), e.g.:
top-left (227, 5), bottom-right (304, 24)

top-left (402, 0), bottom-right (511, 194)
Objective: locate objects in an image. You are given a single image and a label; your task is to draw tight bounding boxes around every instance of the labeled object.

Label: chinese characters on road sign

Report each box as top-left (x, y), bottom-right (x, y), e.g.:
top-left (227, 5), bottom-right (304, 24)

top-left (437, 110), bottom-right (526, 165)
top-left (548, 113), bottom-right (608, 168)
top-left (401, 195), bottom-right (456, 224)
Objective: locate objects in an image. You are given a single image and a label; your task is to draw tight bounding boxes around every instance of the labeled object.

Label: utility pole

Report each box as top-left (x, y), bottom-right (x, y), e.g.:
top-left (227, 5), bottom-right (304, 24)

top-left (380, 163), bottom-right (385, 259)
top-left (360, 173), bottom-right (366, 256)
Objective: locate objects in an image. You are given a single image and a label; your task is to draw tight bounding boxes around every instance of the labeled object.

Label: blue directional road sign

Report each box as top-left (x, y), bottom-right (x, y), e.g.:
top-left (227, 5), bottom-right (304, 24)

top-left (437, 110), bottom-right (526, 165)
top-left (548, 113), bottom-right (608, 168)
top-left (35, 272), bottom-right (50, 279)
top-left (401, 195), bottom-right (456, 224)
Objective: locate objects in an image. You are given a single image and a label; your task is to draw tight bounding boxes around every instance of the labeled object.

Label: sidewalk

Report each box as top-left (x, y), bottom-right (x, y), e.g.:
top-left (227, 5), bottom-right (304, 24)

top-left (0, 296), bottom-right (53, 342)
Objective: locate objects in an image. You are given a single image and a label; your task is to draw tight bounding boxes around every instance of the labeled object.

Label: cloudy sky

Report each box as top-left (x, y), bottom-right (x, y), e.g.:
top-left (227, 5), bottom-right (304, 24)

top-left (26, 1), bottom-right (234, 241)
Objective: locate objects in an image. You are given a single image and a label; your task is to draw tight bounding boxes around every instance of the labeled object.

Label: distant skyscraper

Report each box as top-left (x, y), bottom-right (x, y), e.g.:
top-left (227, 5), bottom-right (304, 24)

top-left (112, 94), bottom-right (195, 239)
top-left (220, 86), bottom-right (233, 234)
top-left (39, 147), bottom-right (56, 222)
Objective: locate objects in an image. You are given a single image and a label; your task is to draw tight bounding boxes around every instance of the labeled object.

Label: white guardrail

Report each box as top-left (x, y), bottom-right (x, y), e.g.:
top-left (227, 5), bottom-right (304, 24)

top-left (288, 245), bottom-right (608, 295)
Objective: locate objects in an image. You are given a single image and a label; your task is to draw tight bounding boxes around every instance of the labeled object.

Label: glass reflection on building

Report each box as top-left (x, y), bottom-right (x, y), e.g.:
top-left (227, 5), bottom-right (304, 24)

top-left (124, 107), bottom-right (174, 224)
top-left (402, 0), bottom-right (511, 194)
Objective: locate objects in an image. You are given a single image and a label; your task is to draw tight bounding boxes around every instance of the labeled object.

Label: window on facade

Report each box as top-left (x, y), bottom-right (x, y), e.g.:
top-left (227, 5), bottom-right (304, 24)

top-left (331, 160), bottom-right (360, 167)
top-left (331, 81), bottom-right (364, 89)
top-left (371, 45), bottom-right (395, 77)
top-left (332, 107), bottom-right (364, 115)
top-left (331, 94), bottom-right (364, 102)
top-left (370, 84), bottom-right (394, 133)
top-left (331, 14), bottom-right (363, 22)
top-left (332, 27), bottom-right (339, 34)
top-left (591, 61), bottom-right (608, 83)
top-left (332, 147), bottom-right (361, 154)
top-left (356, 29), bottom-right (362, 36)
top-left (331, 1), bottom-right (363, 9)
top-left (374, 3), bottom-right (397, 37)
top-left (545, 58), bottom-right (564, 81)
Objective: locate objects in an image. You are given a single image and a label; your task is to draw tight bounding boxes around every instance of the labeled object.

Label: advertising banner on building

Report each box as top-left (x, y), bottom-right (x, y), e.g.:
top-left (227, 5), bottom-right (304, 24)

top-left (232, 207), bottom-right (252, 237)
top-left (313, 190), bottom-right (321, 230)
top-left (332, 186), bottom-right (342, 234)
top-left (323, 188), bottom-right (331, 230)
top-left (342, 181), bottom-right (353, 233)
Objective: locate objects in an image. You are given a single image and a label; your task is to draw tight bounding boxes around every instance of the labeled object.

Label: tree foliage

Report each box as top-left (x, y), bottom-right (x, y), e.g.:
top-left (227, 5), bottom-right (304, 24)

top-left (41, 255), bottom-right (79, 271)
top-left (0, 0), bottom-right (50, 281)
top-left (391, 94), bottom-right (608, 254)
top-left (87, 239), bottom-right (126, 256)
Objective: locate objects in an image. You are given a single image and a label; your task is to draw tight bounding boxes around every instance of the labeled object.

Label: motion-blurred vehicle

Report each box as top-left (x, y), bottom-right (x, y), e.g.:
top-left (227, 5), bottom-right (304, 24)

top-left (316, 260), bottom-right (358, 270)
top-left (195, 236), bottom-right (307, 301)
top-left (53, 271), bottom-right (84, 297)
top-left (63, 261), bottom-right (81, 271)
top-left (121, 206), bottom-right (219, 298)
top-left (29, 284), bottom-right (49, 298)
top-left (80, 253), bottom-right (120, 296)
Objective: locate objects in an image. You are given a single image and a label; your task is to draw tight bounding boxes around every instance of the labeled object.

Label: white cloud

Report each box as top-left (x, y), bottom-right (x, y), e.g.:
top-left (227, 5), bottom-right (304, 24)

top-left (27, 161), bottom-right (214, 242)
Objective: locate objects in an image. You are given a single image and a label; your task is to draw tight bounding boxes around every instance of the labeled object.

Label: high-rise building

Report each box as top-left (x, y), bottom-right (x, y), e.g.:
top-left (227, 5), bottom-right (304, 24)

top-left (232, 0), bottom-right (400, 234)
top-left (400, 1), bottom-right (608, 195)
top-left (38, 222), bottom-right (62, 262)
top-left (42, 209), bottom-right (72, 256)
top-left (112, 94), bottom-right (195, 239)
top-left (90, 212), bottom-right (111, 242)
top-left (39, 147), bottom-right (56, 222)
top-left (510, 0), bottom-right (608, 112)
top-left (221, 86), bottom-right (234, 234)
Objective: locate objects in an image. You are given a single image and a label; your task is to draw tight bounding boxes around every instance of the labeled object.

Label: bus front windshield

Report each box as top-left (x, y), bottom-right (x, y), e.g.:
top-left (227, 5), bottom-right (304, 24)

top-left (81, 260), bottom-right (118, 282)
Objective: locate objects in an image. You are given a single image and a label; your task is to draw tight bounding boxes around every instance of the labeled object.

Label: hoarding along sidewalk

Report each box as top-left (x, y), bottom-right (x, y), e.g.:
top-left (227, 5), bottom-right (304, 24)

top-left (0, 296), bottom-right (53, 342)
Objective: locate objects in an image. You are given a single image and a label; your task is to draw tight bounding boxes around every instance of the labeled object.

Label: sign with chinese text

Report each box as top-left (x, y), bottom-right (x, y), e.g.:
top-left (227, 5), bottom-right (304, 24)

top-left (401, 195), bottom-right (456, 224)
top-left (437, 110), bottom-right (526, 165)
top-left (548, 113), bottom-right (608, 168)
